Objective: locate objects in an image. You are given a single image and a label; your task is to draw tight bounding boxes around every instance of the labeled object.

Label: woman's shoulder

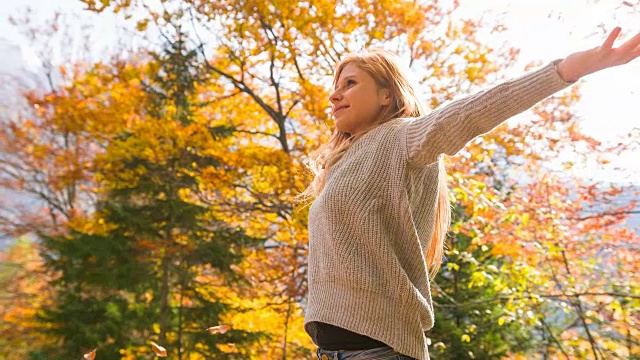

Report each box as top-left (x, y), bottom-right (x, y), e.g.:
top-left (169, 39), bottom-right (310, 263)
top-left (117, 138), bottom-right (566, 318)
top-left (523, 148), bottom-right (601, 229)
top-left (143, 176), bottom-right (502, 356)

top-left (370, 116), bottom-right (423, 144)
top-left (380, 116), bottom-right (426, 131)
top-left (374, 117), bottom-right (414, 134)
top-left (353, 118), bottom-right (418, 158)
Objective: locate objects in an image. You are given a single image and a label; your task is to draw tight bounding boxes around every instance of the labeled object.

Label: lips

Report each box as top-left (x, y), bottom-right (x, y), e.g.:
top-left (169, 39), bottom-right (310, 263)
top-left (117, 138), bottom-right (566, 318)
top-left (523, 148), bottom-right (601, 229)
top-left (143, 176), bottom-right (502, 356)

top-left (333, 105), bottom-right (349, 115)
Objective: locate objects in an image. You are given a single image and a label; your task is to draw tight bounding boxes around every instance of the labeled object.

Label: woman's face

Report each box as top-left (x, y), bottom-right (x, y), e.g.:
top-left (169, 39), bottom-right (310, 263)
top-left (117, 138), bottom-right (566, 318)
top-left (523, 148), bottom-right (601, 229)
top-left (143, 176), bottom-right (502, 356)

top-left (329, 63), bottom-right (390, 135)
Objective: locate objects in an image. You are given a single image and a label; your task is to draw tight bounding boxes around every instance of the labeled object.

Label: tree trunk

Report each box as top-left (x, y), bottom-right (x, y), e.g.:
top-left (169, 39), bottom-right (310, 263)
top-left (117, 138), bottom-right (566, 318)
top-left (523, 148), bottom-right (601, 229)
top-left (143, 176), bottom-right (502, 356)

top-left (159, 256), bottom-right (170, 346)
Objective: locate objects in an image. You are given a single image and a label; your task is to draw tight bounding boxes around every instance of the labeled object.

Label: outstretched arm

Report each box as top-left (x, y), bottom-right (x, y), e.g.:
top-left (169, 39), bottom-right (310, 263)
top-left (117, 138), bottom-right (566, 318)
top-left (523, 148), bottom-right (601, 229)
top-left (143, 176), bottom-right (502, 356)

top-left (405, 27), bottom-right (640, 167)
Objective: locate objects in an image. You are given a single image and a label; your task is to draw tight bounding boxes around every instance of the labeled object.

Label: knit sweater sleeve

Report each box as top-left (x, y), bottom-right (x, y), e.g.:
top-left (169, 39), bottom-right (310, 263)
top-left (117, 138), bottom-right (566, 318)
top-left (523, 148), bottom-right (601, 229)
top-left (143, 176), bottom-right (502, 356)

top-left (404, 59), bottom-right (575, 166)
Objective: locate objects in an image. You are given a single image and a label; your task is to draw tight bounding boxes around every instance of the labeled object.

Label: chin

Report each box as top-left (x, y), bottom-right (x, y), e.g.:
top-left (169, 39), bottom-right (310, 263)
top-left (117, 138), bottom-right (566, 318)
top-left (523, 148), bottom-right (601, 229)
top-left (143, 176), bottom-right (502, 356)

top-left (334, 119), bottom-right (350, 134)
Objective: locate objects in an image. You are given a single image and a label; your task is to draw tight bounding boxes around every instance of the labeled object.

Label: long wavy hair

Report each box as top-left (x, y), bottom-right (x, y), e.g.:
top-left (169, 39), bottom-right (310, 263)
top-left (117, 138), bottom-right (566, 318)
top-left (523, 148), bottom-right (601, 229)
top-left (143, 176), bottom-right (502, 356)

top-left (295, 49), bottom-right (451, 279)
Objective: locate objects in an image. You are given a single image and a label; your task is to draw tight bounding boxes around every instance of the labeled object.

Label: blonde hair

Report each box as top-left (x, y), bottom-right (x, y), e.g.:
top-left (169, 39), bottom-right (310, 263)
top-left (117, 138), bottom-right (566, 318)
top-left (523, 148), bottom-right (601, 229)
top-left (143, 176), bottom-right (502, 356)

top-left (296, 49), bottom-right (451, 279)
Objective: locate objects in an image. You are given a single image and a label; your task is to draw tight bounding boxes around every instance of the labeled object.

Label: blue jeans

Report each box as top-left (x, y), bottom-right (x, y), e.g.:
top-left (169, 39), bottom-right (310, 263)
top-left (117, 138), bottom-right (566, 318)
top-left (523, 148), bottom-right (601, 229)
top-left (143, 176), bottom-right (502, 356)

top-left (316, 345), bottom-right (415, 360)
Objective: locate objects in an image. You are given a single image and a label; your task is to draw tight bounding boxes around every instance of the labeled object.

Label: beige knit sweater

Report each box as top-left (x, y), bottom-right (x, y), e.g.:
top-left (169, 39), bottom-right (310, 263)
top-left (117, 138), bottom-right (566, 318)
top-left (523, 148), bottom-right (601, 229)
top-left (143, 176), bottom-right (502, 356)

top-left (304, 60), bottom-right (574, 360)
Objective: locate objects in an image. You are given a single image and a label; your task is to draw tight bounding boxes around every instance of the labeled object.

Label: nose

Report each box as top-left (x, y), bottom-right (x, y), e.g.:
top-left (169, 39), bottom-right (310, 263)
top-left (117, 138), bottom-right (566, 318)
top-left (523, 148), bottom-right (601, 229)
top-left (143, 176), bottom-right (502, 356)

top-left (329, 89), bottom-right (342, 105)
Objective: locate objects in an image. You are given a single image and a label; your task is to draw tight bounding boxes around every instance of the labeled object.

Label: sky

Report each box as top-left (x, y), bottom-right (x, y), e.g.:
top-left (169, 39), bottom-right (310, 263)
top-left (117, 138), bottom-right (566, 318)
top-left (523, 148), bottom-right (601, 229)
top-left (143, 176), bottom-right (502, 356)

top-left (0, 0), bottom-right (638, 184)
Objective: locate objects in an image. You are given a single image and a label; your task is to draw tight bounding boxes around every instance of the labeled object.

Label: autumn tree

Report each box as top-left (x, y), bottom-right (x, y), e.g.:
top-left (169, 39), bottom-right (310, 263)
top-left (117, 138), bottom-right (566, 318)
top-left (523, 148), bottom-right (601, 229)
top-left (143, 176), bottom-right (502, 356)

top-left (0, 12), bottom-right (105, 359)
top-left (0, 237), bottom-right (56, 360)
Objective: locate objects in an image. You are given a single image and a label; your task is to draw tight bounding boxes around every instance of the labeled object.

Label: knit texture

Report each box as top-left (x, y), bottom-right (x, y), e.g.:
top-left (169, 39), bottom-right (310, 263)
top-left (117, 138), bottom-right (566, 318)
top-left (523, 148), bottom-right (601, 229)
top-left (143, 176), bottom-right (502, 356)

top-left (304, 60), bottom-right (574, 360)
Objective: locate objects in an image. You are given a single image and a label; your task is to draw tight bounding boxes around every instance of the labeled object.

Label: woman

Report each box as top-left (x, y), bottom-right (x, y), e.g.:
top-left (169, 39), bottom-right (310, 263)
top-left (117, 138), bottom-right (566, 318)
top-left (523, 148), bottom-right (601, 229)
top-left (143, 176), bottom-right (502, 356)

top-left (297, 27), bottom-right (639, 360)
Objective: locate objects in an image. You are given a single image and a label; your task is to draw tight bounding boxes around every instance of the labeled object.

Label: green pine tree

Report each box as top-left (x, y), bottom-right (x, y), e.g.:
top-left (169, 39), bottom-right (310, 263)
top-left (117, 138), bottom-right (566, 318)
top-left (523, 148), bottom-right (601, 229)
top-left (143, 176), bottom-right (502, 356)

top-left (427, 204), bottom-right (535, 360)
top-left (38, 29), bottom-right (266, 359)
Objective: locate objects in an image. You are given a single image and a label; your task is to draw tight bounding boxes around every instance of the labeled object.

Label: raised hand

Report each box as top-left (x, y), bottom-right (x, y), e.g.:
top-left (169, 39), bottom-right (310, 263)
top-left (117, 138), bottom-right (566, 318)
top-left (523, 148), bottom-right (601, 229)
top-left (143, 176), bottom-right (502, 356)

top-left (556, 27), bottom-right (640, 82)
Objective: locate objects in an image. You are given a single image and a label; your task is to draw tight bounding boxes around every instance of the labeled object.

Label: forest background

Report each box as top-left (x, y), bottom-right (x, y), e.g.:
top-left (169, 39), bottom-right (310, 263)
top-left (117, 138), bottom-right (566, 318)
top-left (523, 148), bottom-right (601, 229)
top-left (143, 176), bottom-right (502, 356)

top-left (0, 0), bottom-right (639, 359)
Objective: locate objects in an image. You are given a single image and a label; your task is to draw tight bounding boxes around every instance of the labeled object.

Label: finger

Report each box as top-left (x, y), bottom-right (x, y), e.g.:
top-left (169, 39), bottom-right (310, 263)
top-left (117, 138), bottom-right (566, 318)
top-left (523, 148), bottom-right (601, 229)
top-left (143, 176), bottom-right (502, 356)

top-left (602, 27), bottom-right (622, 49)
top-left (618, 32), bottom-right (640, 55)
top-left (619, 42), bottom-right (640, 65)
top-left (632, 44), bottom-right (640, 62)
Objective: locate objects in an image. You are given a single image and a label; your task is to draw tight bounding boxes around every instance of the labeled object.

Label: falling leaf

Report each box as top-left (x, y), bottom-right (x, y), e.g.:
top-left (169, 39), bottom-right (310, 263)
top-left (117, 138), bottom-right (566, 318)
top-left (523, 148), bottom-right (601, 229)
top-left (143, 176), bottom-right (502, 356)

top-left (83, 349), bottom-right (97, 360)
top-left (150, 341), bottom-right (167, 357)
top-left (207, 324), bottom-right (230, 334)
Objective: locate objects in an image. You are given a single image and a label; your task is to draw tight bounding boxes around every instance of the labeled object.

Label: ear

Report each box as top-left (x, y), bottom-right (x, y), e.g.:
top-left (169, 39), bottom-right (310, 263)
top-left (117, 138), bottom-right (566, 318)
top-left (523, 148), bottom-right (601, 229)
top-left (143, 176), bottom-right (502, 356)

top-left (378, 88), bottom-right (391, 106)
